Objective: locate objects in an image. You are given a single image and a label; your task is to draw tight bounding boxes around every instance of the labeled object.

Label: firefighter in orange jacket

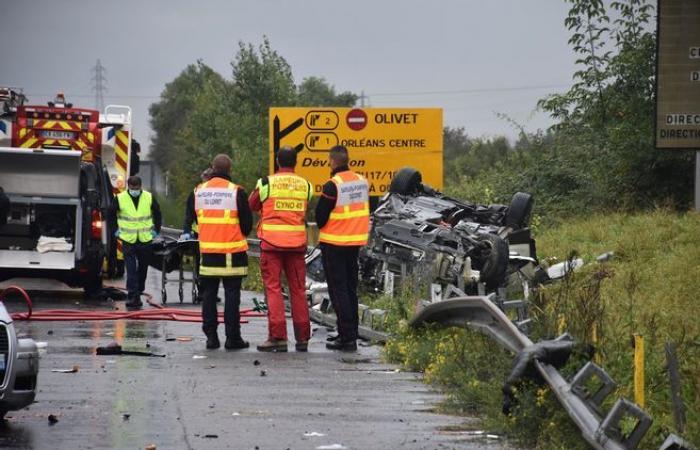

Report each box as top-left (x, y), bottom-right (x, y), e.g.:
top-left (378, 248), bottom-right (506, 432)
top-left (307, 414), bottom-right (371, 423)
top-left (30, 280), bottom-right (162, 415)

top-left (249, 146), bottom-right (313, 352)
top-left (193, 154), bottom-right (253, 350)
top-left (314, 145), bottom-right (370, 352)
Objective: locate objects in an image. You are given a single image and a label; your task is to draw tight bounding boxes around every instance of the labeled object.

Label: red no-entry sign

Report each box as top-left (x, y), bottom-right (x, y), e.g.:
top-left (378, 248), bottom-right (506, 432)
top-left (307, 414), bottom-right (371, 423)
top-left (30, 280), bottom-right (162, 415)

top-left (346, 109), bottom-right (368, 131)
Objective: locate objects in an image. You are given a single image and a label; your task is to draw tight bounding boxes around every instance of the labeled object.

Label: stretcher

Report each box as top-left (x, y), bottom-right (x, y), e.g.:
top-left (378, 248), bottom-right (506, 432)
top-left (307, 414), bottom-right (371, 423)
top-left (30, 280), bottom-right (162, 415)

top-left (149, 237), bottom-right (199, 304)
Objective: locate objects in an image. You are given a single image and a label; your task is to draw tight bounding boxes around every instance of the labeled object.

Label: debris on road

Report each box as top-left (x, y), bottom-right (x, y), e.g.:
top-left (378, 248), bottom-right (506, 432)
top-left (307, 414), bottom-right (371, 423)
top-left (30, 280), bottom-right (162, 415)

top-left (304, 432), bottom-right (327, 437)
top-left (192, 355), bottom-right (207, 360)
top-left (260, 370), bottom-right (267, 377)
top-left (96, 343), bottom-right (165, 357)
top-left (51, 365), bottom-right (79, 373)
top-left (340, 357), bottom-right (373, 364)
top-left (48, 414), bottom-right (59, 425)
top-left (175, 336), bottom-right (192, 342)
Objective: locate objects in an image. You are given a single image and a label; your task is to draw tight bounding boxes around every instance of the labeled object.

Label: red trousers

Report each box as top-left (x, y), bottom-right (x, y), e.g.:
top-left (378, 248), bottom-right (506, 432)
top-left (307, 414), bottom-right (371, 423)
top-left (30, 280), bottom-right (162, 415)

top-left (260, 250), bottom-right (310, 342)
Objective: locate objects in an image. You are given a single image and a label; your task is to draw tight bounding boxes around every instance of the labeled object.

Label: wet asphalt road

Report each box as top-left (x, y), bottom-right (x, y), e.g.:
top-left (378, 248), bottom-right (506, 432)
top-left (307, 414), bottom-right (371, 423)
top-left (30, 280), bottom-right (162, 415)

top-left (0, 273), bottom-right (503, 450)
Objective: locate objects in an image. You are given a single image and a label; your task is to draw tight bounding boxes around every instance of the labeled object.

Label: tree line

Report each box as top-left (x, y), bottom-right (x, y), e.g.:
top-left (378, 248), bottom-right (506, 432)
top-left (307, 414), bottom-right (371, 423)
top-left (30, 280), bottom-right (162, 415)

top-left (149, 38), bottom-right (356, 202)
top-left (150, 0), bottom-right (693, 222)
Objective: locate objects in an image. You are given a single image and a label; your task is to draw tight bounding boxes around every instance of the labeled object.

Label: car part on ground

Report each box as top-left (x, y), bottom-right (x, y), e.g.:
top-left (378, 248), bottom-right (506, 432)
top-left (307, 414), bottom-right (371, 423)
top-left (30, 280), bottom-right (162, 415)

top-left (0, 286), bottom-right (39, 419)
top-left (410, 295), bottom-right (692, 450)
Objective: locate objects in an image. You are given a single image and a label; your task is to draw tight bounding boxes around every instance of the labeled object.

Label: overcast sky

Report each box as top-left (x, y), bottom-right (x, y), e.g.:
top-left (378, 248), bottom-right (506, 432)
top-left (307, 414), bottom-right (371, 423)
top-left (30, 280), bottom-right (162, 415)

top-left (0, 0), bottom-right (577, 156)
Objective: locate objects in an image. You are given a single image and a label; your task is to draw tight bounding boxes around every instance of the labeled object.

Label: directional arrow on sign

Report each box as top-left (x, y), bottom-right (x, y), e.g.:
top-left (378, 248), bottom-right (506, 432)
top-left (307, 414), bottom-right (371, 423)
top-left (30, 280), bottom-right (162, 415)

top-left (272, 115), bottom-right (304, 170)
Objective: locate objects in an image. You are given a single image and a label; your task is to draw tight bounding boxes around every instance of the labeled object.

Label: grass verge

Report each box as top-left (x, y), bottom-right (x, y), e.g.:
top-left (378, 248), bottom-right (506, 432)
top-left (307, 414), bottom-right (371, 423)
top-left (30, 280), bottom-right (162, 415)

top-left (379, 210), bottom-right (700, 449)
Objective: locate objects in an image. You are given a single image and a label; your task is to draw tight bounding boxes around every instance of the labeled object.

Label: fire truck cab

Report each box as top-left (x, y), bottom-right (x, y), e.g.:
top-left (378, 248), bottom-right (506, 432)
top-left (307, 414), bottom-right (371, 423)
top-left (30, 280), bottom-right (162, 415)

top-left (0, 90), bottom-right (135, 292)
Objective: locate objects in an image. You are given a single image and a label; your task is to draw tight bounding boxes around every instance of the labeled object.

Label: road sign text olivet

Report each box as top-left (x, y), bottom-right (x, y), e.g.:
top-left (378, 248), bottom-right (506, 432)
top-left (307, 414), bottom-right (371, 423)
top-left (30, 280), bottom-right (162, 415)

top-left (269, 107), bottom-right (443, 195)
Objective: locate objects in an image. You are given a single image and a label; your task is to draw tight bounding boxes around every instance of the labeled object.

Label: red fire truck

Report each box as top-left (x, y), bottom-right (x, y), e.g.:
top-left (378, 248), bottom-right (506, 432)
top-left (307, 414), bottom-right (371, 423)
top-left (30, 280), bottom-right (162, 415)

top-left (0, 89), bottom-right (137, 292)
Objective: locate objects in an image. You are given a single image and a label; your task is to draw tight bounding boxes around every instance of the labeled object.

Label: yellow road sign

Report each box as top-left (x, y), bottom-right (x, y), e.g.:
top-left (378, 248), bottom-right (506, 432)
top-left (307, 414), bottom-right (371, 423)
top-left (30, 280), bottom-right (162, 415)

top-left (269, 107), bottom-right (443, 195)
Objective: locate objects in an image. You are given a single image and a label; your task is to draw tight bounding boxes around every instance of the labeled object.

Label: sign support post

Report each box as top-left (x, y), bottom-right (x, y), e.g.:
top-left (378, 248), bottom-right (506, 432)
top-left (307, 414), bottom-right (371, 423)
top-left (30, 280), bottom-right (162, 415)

top-left (696, 151), bottom-right (700, 211)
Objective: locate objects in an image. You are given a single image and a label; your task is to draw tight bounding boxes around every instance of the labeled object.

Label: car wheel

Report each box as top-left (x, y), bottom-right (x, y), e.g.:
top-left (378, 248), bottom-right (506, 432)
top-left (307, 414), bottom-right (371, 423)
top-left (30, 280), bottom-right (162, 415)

top-left (506, 192), bottom-right (534, 229)
top-left (477, 233), bottom-right (509, 290)
top-left (389, 167), bottom-right (422, 195)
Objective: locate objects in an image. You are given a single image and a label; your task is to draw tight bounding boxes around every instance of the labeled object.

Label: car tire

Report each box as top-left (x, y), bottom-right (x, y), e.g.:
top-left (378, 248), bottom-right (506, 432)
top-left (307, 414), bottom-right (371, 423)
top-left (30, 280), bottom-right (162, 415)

top-left (477, 233), bottom-right (509, 290)
top-left (506, 192), bottom-right (534, 229)
top-left (389, 167), bottom-right (422, 195)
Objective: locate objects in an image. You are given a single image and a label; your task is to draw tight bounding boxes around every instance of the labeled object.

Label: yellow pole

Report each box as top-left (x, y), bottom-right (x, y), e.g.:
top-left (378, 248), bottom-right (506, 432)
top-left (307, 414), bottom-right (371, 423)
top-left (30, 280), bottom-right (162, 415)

top-left (634, 334), bottom-right (645, 408)
top-left (557, 314), bottom-right (566, 336)
top-left (591, 322), bottom-right (600, 364)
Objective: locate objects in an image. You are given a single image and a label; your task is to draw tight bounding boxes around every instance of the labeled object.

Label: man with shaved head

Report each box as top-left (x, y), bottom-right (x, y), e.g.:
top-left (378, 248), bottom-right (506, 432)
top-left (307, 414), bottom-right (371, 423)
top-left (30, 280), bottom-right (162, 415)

top-left (193, 153), bottom-right (253, 350)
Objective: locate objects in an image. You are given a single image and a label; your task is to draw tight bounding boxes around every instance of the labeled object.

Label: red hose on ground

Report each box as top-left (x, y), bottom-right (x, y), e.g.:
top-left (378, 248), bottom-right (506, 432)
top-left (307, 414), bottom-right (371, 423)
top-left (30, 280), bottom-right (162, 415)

top-left (0, 285), bottom-right (265, 323)
top-left (0, 285), bottom-right (33, 318)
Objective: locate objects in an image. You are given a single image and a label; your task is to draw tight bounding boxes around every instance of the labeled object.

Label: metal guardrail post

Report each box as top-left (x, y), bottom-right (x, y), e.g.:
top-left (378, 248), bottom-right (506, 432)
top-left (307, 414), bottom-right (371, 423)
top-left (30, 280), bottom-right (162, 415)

top-left (570, 361), bottom-right (617, 416)
top-left (664, 342), bottom-right (686, 435)
top-left (598, 399), bottom-right (652, 450)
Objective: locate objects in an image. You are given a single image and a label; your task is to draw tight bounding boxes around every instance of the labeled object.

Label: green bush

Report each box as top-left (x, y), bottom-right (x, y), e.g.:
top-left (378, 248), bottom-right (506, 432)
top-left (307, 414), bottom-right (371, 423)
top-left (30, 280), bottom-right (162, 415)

top-left (382, 210), bottom-right (700, 448)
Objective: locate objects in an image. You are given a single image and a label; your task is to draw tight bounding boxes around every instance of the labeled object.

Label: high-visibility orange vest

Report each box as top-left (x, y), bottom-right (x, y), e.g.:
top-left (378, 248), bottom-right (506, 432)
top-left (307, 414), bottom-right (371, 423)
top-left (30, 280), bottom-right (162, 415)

top-left (257, 172), bottom-right (312, 248)
top-left (319, 170), bottom-right (370, 246)
top-left (194, 177), bottom-right (249, 276)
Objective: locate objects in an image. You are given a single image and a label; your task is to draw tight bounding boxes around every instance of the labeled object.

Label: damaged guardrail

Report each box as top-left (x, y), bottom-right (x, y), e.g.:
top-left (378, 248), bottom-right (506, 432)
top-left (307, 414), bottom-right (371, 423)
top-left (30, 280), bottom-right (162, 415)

top-left (409, 295), bottom-right (692, 450)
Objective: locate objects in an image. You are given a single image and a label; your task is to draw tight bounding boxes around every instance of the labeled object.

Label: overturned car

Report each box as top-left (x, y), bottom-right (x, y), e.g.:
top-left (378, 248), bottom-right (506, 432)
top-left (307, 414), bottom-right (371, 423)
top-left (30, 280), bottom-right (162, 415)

top-left (305, 167), bottom-right (537, 302)
top-left (359, 167), bottom-right (536, 296)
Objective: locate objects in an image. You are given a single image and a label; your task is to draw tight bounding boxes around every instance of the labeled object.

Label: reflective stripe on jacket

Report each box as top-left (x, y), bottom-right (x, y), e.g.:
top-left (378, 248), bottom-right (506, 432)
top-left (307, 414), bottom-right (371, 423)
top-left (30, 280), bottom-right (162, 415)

top-left (257, 173), bottom-right (312, 248)
top-left (318, 170), bottom-right (370, 246)
top-left (194, 177), bottom-right (248, 276)
top-left (117, 191), bottom-right (154, 244)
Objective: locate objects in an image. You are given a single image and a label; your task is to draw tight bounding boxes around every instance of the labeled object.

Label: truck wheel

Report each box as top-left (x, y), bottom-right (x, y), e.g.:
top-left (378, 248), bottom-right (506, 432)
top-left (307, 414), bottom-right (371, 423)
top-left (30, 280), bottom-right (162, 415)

top-left (477, 233), bottom-right (509, 290)
top-left (506, 192), bottom-right (534, 229)
top-left (389, 167), bottom-right (422, 195)
top-left (83, 267), bottom-right (103, 295)
top-left (82, 255), bottom-right (103, 295)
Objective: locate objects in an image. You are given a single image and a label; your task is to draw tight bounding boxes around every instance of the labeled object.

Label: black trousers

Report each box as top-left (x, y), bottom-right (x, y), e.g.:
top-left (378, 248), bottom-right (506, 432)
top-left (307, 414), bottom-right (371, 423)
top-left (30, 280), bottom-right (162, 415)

top-left (200, 276), bottom-right (243, 338)
top-left (122, 241), bottom-right (152, 300)
top-left (320, 243), bottom-right (360, 342)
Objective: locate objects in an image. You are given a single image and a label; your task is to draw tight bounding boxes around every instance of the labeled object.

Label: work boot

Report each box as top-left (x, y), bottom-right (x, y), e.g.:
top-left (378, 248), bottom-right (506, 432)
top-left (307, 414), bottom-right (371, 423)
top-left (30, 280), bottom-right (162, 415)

top-left (205, 332), bottom-right (220, 349)
top-left (256, 339), bottom-right (288, 353)
top-left (295, 341), bottom-right (308, 352)
top-left (125, 298), bottom-right (143, 310)
top-left (225, 337), bottom-right (250, 350)
top-left (326, 333), bottom-right (340, 342)
top-left (326, 340), bottom-right (357, 352)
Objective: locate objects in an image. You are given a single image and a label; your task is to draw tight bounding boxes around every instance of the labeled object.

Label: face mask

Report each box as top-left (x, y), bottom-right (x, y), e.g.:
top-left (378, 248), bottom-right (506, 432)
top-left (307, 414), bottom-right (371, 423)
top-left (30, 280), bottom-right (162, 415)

top-left (128, 189), bottom-right (141, 197)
